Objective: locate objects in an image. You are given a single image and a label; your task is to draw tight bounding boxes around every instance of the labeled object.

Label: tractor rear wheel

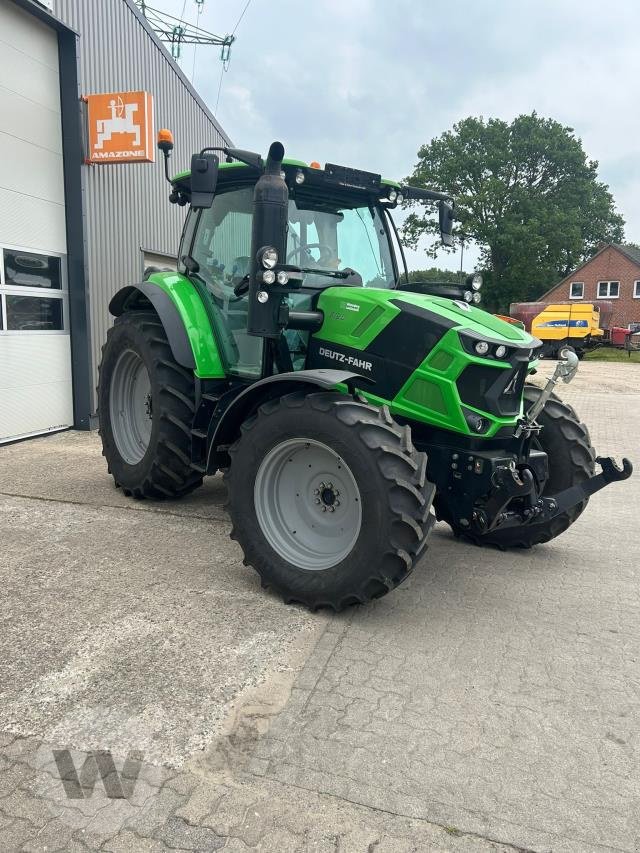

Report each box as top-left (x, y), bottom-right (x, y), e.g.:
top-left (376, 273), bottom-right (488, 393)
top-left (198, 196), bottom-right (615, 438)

top-left (225, 391), bottom-right (435, 611)
top-left (98, 311), bottom-right (203, 499)
top-left (449, 383), bottom-right (596, 548)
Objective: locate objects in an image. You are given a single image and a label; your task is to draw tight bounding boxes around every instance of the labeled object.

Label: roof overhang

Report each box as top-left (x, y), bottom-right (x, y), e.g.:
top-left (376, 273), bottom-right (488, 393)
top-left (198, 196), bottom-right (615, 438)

top-left (9, 0), bottom-right (77, 34)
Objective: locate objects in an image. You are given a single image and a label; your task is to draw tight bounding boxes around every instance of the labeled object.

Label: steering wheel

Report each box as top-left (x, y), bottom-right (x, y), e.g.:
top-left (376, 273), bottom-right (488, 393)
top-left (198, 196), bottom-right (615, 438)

top-left (287, 243), bottom-right (335, 265)
top-left (207, 256), bottom-right (251, 303)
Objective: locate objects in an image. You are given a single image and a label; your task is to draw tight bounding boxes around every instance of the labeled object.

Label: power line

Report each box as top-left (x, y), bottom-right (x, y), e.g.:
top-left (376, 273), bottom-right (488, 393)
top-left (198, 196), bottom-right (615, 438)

top-left (231, 0), bottom-right (253, 35)
top-left (191, 0), bottom-right (204, 83)
top-left (214, 63), bottom-right (225, 116)
top-left (213, 0), bottom-right (254, 117)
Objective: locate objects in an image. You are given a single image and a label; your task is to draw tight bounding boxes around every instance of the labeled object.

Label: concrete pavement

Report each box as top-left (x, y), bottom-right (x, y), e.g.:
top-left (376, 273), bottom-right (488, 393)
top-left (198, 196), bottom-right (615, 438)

top-left (0, 362), bottom-right (638, 851)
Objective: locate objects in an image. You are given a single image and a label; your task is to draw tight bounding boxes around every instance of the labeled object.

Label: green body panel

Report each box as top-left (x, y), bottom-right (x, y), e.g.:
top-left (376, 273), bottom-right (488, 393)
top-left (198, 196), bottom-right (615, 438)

top-left (391, 327), bottom-right (523, 438)
top-left (313, 287), bottom-right (538, 438)
top-left (146, 271), bottom-right (225, 378)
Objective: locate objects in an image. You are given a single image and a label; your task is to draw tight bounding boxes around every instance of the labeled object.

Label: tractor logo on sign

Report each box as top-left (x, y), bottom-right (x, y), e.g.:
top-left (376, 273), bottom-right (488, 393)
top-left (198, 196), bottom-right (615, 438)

top-left (85, 91), bottom-right (154, 163)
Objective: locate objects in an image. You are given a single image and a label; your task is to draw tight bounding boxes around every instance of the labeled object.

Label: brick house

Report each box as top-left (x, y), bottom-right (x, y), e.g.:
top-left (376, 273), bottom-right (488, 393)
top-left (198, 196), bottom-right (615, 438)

top-left (539, 244), bottom-right (640, 328)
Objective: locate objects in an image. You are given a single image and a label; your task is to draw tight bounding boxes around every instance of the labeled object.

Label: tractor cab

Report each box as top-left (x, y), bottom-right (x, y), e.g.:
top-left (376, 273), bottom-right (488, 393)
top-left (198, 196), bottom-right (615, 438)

top-left (170, 159), bottom-right (401, 376)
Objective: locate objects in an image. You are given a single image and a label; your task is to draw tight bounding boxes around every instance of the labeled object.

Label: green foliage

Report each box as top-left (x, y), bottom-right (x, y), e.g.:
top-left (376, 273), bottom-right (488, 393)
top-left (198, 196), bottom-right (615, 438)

top-left (403, 113), bottom-right (625, 312)
top-left (406, 267), bottom-right (467, 284)
top-left (584, 348), bottom-right (640, 362)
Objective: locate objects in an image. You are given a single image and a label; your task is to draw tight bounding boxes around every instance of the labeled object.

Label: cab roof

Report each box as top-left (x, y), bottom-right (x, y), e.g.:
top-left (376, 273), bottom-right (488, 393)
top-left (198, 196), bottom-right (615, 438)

top-left (171, 158), bottom-right (400, 196)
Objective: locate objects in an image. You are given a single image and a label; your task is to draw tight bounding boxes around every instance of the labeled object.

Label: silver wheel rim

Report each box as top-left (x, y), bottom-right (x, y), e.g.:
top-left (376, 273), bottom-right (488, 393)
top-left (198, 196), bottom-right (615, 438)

top-left (254, 438), bottom-right (363, 571)
top-left (109, 349), bottom-right (152, 465)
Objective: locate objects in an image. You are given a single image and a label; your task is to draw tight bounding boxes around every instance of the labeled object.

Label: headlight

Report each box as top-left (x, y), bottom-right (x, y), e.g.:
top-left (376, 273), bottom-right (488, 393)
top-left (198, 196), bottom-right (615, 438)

top-left (463, 290), bottom-right (473, 302)
top-left (472, 292), bottom-right (481, 303)
top-left (396, 192), bottom-right (404, 204)
top-left (295, 169), bottom-right (305, 185)
top-left (471, 273), bottom-right (482, 290)
top-left (276, 270), bottom-right (289, 285)
top-left (262, 270), bottom-right (276, 285)
top-left (257, 290), bottom-right (269, 303)
top-left (388, 188), bottom-right (398, 203)
top-left (465, 412), bottom-right (486, 433)
top-left (474, 341), bottom-right (490, 356)
top-left (495, 345), bottom-right (507, 359)
top-left (258, 246), bottom-right (278, 269)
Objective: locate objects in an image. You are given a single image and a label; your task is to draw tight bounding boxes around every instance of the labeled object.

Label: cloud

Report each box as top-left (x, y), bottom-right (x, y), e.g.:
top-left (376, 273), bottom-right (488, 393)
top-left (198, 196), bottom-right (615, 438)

top-left (156, 0), bottom-right (640, 269)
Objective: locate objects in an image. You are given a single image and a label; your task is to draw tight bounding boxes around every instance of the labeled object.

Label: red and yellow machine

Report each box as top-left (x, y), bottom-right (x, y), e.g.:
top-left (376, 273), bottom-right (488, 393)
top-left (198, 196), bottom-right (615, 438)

top-left (509, 302), bottom-right (610, 357)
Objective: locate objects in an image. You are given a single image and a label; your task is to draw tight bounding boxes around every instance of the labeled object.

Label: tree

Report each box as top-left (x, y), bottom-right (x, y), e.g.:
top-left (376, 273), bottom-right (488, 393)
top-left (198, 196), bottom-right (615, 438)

top-left (402, 114), bottom-right (625, 311)
top-left (406, 267), bottom-right (467, 284)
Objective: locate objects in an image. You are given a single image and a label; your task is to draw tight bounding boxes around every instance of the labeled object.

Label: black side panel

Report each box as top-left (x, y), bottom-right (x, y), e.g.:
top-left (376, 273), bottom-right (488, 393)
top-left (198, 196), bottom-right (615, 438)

top-left (307, 298), bottom-right (456, 400)
top-left (109, 283), bottom-right (196, 369)
top-left (457, 363), bottom-right (528, 417)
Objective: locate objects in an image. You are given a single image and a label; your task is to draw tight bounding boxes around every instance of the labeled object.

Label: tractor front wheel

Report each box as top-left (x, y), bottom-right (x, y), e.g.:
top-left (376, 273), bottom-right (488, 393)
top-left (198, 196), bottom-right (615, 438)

top-left (98, 311), bottom-right (203, 499)
top-left (225, 391), bottom-right (435, 610)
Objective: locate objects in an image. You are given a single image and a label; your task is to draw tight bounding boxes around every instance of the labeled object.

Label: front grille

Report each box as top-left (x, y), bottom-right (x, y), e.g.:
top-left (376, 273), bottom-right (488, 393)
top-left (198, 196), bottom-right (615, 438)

top-left (456, 363), bottom-right (527, 417)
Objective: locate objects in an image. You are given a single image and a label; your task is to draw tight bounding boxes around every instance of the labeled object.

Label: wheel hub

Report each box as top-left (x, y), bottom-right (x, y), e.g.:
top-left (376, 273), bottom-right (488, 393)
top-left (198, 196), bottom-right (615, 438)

top-left (315, 482), bottom-right (340, 512)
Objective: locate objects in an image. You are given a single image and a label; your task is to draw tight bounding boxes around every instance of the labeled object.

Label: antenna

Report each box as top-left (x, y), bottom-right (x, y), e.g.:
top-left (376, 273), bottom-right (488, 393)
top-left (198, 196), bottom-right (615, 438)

top-left (135, 2), bottom-right (235, 64)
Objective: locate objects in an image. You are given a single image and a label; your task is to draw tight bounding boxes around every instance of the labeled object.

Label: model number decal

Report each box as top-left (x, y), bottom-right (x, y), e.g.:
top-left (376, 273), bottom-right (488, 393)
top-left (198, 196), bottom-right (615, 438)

top-left (318, 346), bottom-right (373, 372)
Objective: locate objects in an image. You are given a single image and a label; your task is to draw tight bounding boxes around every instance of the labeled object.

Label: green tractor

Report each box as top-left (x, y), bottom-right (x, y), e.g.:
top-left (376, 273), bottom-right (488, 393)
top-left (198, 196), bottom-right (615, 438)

top-left (98, 137), bottom-right (632, 610)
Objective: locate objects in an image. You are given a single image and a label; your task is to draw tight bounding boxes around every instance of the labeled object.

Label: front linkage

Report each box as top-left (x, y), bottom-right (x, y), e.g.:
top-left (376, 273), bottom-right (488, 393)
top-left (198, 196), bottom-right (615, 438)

top-left (473, 454), bottom-right (632, 535)
top-left (471, 348), bottom-right (632, 536)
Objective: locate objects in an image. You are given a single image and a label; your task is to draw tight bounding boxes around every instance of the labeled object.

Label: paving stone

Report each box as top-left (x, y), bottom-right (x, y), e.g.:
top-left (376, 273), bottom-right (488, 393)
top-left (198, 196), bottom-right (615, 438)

top-left (0, 368), bottom-right (637, 852)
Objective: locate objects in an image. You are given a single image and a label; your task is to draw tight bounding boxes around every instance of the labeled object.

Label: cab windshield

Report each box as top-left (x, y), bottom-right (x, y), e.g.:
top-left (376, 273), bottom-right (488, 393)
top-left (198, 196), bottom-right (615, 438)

top-left (188, 185), bottom-right (396, 291)
top-left (286, 199), bottom-right (396, 288)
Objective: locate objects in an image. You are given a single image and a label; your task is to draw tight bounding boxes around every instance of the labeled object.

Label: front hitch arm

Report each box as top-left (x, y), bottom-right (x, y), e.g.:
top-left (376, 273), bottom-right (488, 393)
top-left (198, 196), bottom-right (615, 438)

top-left (538, 456), bottom-right (633, 519)
top-left (474, 455), bottom-right (633, 534)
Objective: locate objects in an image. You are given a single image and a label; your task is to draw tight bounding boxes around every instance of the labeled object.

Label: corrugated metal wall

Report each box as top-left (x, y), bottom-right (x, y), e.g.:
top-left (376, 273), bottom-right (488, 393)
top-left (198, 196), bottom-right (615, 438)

top-left (52, 0), bottom-right (231, 408)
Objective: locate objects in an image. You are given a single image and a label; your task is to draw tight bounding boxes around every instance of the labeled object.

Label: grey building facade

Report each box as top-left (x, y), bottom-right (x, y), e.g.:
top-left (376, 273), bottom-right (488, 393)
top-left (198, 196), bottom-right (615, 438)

top-left (0, 0), bottom-right (230, 442)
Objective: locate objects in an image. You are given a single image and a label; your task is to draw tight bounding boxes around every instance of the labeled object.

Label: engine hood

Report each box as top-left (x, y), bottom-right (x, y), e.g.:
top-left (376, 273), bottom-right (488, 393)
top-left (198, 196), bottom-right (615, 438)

top-left (314, 287), bottom-right (540, 350)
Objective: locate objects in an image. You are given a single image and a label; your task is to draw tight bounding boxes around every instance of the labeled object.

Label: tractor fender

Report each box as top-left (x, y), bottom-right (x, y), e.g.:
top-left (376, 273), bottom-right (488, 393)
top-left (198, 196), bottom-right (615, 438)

top-left (206, 369), bottom-right (370, 473)
top-left (109, 283), bottom-right (196, 369)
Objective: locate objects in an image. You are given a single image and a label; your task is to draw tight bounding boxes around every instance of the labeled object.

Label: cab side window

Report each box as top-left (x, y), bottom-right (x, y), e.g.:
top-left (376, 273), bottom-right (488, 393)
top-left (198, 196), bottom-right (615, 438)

top-left (191, 186), bottom-right (262, 377)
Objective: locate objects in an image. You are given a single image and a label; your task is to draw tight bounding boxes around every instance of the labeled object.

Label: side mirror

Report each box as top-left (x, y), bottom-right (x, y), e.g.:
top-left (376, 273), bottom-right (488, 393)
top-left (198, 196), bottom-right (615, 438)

top-left (190, 152), bottom-right (219, 209)
top-left (439, 200), bottom-right (455, 247)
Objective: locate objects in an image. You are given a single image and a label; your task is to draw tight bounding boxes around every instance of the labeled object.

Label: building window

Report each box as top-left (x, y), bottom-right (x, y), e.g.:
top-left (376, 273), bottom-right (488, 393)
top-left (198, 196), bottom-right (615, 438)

top-left (634, 281), bottom-right (640, 299)
top-left (5, 295), bottom-right (64, 331)
top-left (597, 281), bottom-right (620, 298)
top-left (3, 250), bottom-right (61, 290)
top-left (570, 282), bottom-right (584, 299)
top-left (0, 246), bottom-right (67, 334)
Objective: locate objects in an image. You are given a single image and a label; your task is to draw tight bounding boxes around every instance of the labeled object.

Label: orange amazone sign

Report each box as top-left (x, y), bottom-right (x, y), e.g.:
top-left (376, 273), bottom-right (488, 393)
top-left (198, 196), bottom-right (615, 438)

top-left (85, 91), bottom-right (154, 164)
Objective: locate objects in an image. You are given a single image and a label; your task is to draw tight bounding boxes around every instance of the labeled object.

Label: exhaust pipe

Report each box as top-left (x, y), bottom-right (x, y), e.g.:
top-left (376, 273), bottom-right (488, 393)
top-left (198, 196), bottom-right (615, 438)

top-left (247, 141), bottom-right (289, 338)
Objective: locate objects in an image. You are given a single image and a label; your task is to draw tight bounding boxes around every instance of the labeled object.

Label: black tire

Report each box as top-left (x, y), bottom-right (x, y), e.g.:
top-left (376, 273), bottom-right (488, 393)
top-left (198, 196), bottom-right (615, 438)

top-left (98, 311), bottom-right (203, 499)
top-left (450, 383), bottom-right (596, 548)
top-left (224, 391), bottom-right (436, 611)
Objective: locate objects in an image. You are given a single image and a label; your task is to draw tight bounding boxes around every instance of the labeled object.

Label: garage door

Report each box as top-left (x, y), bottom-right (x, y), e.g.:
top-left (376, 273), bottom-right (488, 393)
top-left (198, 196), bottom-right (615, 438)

top-left (0, 1), bottom-right (72, 443)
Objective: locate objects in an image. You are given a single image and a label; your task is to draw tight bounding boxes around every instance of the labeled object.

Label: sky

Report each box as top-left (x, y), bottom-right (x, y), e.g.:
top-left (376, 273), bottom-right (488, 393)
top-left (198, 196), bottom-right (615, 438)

top-left (154, 0), bottom-right (640, 273)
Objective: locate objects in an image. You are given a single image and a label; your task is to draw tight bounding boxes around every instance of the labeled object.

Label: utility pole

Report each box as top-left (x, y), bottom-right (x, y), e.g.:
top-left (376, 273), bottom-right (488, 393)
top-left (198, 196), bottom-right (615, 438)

top-left (134, 2), bottom-right (234, 64)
